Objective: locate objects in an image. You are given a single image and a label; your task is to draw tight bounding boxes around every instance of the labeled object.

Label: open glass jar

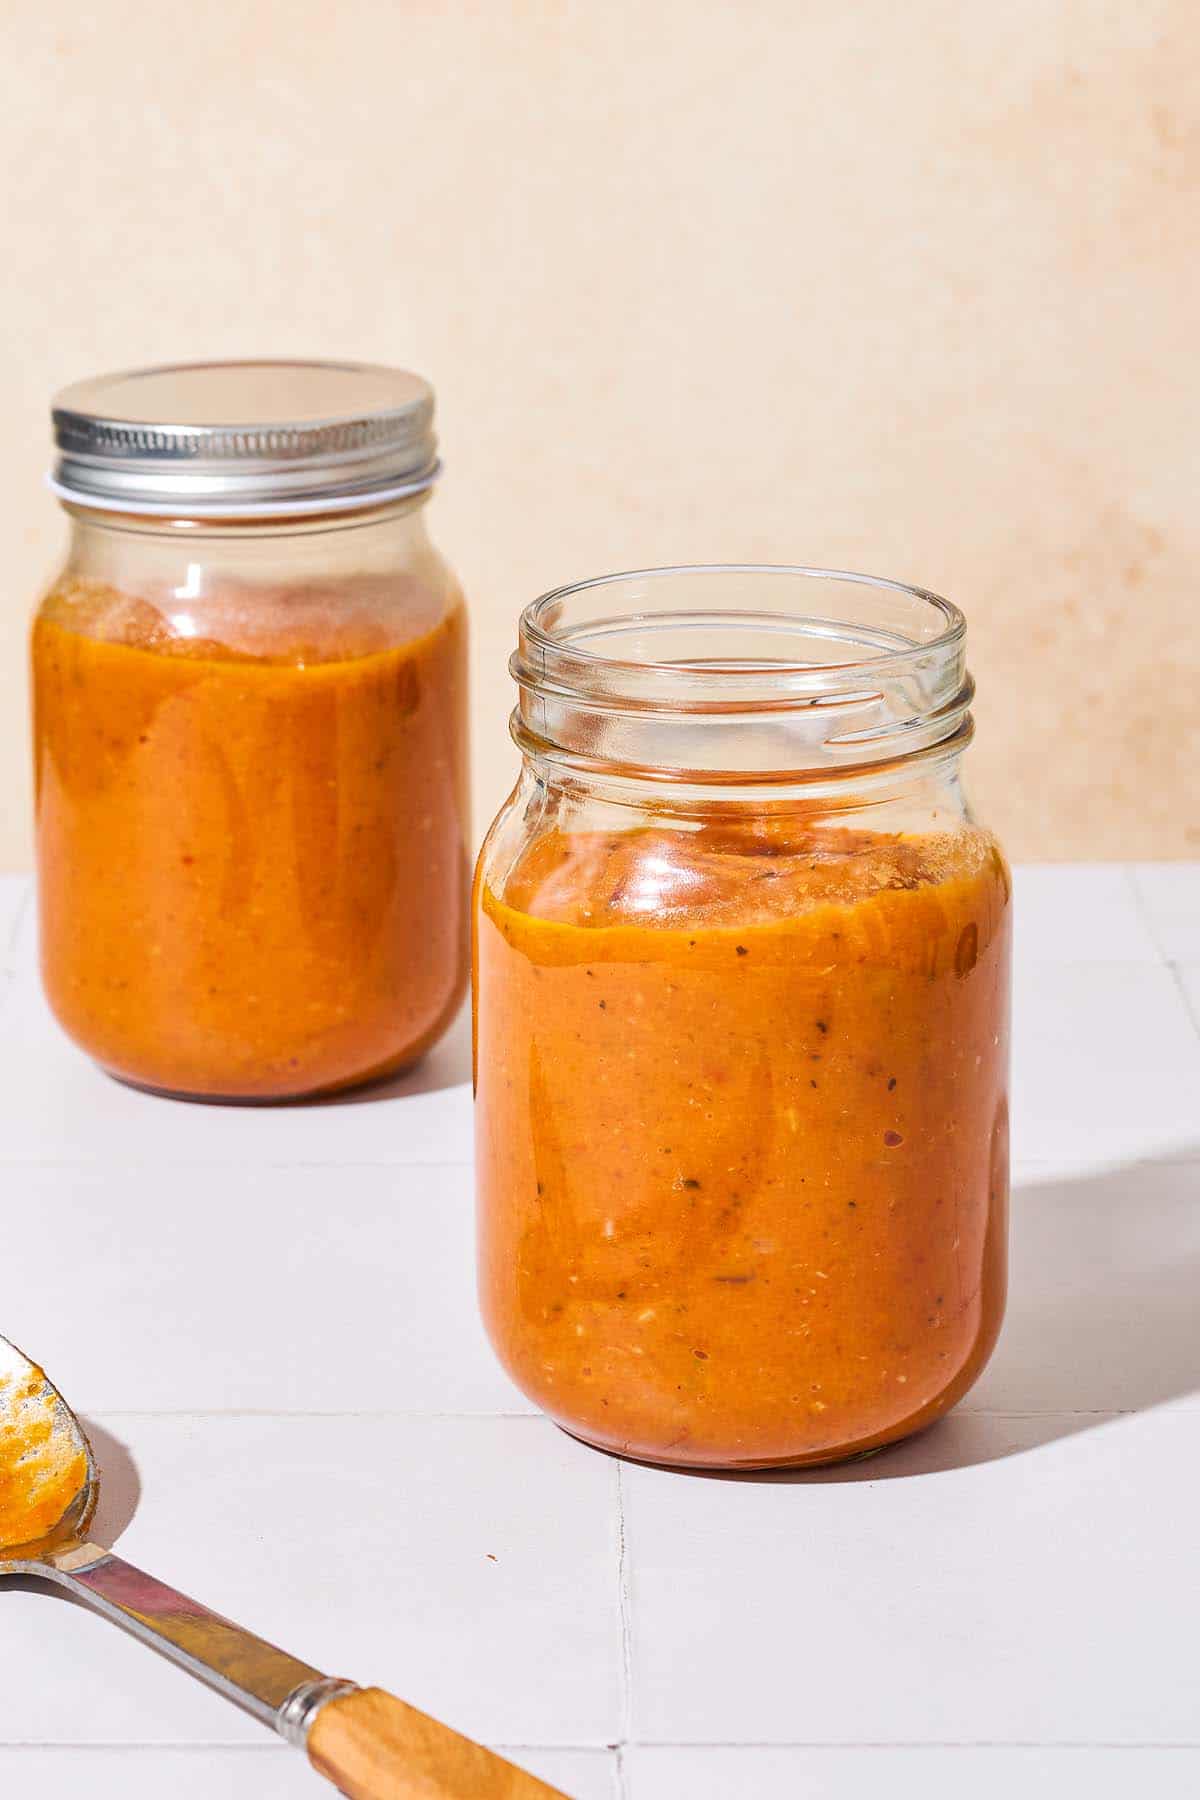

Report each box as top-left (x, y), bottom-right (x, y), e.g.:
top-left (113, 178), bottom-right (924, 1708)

top-left (33, 362), bottom-right (468, 1101)
top-left (475, 566), bottom-right (1010, 1469)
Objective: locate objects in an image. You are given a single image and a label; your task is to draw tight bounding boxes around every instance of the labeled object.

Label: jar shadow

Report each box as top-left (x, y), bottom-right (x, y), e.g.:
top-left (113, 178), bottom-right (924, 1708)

top-left (655, 1148), bottom-right (1200, 1484)
top-left (315, 997), bottom-right (473, 1104)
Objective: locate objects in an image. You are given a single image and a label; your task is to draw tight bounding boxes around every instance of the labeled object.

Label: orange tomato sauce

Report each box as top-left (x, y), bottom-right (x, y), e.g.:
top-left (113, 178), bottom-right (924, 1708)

top-left (0, 1361), bottom-right (87, 1554)
top-left (33, 578), bottom-right (468, 1100)
top-left (475, 821), bottom-right (1010, 1468)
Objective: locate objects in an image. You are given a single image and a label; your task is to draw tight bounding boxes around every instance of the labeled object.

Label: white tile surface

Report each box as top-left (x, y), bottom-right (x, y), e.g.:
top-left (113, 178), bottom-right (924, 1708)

top-left (626, 1747), bottom-right (1200, 1799)
top-left (0, 873), bottom-right (29, 964)
top-left (0, 1746), bottom-right (617, 1800)
top-left (1131, 863), bottom-right (1200, 963)
top-left (0, 1752), bottom-right (305, 1800)
top-left (1174, 964), bottom-right (1200, 1036)
top-left (1011, 959), bottom-right (1200, 1166)
top-left (0, 876), bottom-right (30, 1032)
top-left (4, 1415), bottom-right (620, 1749)
top-left (0, 913), bottom-right (473, 1165)
top-left (2, 865), bottom-right (1199, 1795)
top-left (3, 1162), bottom-right (530, 1416)
top-left (498, 1747), bottom-right (618, 1799)
top-left (968, 1159), bottom-right (1200, 1413)
top-left (1012, 864), bottom-right (1160, 964)
top-left (623, 1403), bottom-right (1200, 1745)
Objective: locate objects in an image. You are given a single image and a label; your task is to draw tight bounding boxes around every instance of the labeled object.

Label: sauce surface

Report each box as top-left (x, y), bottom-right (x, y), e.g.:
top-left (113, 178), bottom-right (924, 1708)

top-left (475, 820), bottom-right (1010, 1467)
top-left (0, 1355), bottom-right (87, 1554)
top-left (33, 577), bottom-right (468, 1099)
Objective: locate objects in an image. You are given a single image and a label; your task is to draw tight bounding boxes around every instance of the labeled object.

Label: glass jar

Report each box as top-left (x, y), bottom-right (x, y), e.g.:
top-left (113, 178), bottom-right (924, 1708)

top-left (475, 566), bottom-right (1010, 1469)
top-left (33, 362), bottom-right (468, 1101)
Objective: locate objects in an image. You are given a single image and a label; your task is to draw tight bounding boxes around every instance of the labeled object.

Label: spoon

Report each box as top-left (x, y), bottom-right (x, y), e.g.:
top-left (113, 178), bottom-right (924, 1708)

top-left (0, 1335), bottom-right (568, 1799)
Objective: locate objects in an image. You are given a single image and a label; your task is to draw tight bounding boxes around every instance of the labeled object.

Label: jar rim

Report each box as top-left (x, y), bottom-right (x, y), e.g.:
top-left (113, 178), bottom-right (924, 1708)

top-left (511, 563), bottom-right (974, 783)
top-left (521, 563), bottom-right (965, 682)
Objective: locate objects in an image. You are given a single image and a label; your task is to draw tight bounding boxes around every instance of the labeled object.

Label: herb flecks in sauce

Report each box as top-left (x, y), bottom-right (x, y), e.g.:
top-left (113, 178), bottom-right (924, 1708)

top-left (476, 820), bottom-right (1010, 1468)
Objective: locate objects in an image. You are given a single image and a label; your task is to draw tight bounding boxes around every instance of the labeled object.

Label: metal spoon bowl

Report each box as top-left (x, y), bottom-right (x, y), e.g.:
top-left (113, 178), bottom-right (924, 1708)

top-left (0, 1334), bottom-right (566, 1799)
top-left (0, 1337), bottom-right (97, 1559)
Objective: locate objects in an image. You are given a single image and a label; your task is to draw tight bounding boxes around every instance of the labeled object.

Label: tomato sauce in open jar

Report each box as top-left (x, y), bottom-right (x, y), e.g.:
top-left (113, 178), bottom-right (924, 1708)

top-left (475, 566), bottom-right (1010, 1469)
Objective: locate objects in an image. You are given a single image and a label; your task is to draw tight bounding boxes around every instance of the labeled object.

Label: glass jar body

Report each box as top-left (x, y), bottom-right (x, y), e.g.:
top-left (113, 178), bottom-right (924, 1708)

top-left (475, 760), bottom-right (1010, 1469)
top-left (32, 500), bottom-right (468, 1100)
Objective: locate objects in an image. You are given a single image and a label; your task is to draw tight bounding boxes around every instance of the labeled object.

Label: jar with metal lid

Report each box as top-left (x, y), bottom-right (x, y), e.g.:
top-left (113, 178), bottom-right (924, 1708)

top-left (33, 361), bottom-right (468, 1101)
top-left (474, 566), bottom-right (1010, 1469)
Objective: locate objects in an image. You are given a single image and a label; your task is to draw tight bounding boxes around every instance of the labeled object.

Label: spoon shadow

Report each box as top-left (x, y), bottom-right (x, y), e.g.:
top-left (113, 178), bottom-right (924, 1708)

top-left (81, 1417), bottom-right (142, 1541)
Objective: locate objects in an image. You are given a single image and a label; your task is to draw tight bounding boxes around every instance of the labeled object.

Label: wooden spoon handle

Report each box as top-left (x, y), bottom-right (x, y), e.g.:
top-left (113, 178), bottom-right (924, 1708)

top-left (306, 1686), bottom-right (571, 1799)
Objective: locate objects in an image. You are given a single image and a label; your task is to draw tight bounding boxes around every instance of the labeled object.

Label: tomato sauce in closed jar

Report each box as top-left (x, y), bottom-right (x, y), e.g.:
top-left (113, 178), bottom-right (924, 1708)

top-left (475, 567), bottom-right (1011, 1469)
top-left (33, 362), bottom-right (468, 1101)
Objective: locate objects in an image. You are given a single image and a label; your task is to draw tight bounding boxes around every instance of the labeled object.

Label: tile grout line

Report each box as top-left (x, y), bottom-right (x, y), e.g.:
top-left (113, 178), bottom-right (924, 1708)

top-left (0, 878), bottom-right (32, 1019)
top-left (1, 1737), bottom-right (1197, 1753)
top-left (614, 1460), bottom-right (634, 1800)
top-left (0, 1740), bottom-right (622, 1756)
top-left (67, 1405), bottom-right (1200, 1421)
top-left (1124, 865), bottom-right (1168, 967)
top-left (1167, 960), bottom-right (1200, 1043)
top-left (5, 1153), bottom-right (1199, 1175)
top-left (2, 876), bottom-right (32, 955)
top-left (77, 1408), bottom-right (547, 1421)
top-left (1127, 865), bottom-right (1200, 1035)
top-left (626, 1738), bottom-right (1200, 1751)
top-left (0, 1157), bottom-right (477, 1172)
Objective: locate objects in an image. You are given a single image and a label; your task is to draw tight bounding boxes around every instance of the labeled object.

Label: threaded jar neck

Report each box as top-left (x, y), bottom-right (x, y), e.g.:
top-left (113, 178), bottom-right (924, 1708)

top-left (511, 564), bottom-right (974, 790)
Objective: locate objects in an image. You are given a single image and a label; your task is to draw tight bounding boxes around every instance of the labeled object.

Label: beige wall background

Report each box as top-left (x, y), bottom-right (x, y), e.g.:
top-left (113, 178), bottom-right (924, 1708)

top-left (4, 0), bottom-right (1197, 866)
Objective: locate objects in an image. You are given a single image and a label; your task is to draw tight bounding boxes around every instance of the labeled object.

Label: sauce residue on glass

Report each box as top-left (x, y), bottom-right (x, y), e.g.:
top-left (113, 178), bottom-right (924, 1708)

top-left (0, 1347), bottom-right (87, 1553)
top-left (32, 573), bottom-right (468, 1100)
top-left (475, 820), bottom-right (1011, 1469)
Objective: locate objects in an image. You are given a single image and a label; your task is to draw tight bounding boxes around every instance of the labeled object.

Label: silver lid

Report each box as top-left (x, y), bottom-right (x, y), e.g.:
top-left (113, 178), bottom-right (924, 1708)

top-left (49, 359), bottom-right (440, 517)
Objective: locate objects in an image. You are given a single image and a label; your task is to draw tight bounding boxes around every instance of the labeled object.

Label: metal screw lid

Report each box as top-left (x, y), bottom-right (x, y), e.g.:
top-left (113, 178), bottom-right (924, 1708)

top-left (49, 359), bottom-right (440, 518)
